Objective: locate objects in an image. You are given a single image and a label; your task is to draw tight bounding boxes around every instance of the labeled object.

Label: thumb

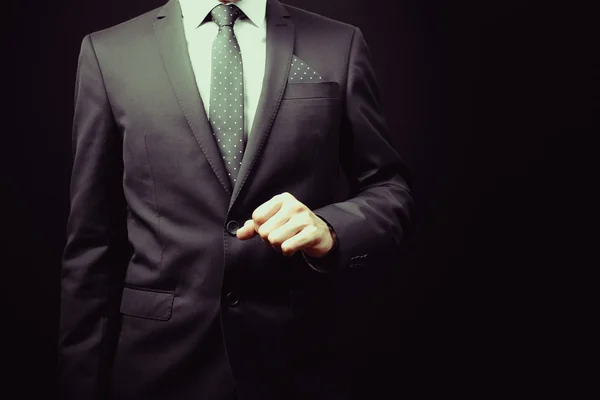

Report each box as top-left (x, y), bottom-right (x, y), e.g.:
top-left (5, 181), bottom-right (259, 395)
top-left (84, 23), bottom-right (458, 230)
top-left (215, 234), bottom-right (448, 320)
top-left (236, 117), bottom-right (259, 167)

top-left (237, 219), bottom-right (256, 239)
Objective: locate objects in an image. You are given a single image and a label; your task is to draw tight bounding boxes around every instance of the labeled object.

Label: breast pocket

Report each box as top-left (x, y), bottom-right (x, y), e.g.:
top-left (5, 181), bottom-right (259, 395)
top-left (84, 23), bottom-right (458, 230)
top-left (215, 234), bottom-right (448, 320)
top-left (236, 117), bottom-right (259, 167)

top-left (282, 81), bottom-right (339, 101)
top-left (264, 82), bottom-right (340, 180)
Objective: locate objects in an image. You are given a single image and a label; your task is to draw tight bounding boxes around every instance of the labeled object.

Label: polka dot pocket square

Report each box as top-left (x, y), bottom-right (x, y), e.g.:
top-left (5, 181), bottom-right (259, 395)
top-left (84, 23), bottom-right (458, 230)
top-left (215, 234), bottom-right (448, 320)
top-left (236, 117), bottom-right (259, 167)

top-left (283, 55), bottom-right (339, 100)
top-left (288, 55), bottom-right (324, 83)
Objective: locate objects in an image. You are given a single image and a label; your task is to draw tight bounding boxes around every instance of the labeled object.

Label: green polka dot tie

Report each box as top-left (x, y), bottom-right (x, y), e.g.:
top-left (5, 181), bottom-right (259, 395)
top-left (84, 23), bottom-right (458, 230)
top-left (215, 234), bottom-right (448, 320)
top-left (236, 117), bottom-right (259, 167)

top-left (209, 4), bottom-right (245, 185)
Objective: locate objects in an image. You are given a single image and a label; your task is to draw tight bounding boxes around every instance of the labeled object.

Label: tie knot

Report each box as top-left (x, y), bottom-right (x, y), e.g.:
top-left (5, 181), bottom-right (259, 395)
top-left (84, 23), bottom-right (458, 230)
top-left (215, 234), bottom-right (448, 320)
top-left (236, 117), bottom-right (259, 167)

top-left (210, 4), bottom-right (244, 28)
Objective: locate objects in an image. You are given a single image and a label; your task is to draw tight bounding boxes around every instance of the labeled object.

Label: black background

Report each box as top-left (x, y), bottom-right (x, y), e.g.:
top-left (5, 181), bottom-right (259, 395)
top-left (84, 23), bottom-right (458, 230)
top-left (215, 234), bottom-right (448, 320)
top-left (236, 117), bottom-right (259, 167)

top-left (2, 0), bottom-right (593, 397)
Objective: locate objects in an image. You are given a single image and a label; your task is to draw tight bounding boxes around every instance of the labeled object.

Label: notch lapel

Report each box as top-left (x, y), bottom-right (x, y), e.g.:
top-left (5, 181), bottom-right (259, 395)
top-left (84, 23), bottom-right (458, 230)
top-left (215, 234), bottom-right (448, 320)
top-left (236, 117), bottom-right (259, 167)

top-left (152, 0), bottom-right (294, 204)
top-left (154, 0), bottom-right (233, 196)
top-left (229, 0), bottom-right (294, 211)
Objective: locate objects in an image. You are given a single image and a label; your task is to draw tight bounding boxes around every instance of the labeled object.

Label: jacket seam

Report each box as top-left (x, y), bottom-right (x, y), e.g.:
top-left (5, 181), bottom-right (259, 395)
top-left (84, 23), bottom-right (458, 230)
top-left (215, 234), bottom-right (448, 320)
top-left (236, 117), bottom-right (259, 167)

top-left (144, 136), bottom-right (165, 270)
top-left (87, 33), bottom-right (120, 135)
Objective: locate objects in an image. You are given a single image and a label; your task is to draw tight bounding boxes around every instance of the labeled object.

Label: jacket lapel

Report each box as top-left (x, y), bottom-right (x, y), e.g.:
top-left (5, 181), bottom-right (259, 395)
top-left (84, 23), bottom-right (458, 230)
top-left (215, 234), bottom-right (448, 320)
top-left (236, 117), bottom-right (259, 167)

top-left (152, 0), bottom-right (294, 204)
top-left (230, 0), bottom-right (294, 211)
top-left (154, 0), bottom-right (233, 195)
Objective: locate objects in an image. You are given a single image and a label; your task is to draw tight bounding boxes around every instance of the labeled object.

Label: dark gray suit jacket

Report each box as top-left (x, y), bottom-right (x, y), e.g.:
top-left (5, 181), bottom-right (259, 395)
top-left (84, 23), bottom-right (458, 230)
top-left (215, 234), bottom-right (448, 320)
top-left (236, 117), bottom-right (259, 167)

top-left (59, 0), bottom-right (414, 399)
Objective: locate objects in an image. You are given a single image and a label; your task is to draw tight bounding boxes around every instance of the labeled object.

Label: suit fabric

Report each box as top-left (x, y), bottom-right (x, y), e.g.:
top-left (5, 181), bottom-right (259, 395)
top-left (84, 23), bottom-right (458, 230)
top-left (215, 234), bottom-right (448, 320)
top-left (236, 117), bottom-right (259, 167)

top-left (59, 0), bottom-right (415, 399)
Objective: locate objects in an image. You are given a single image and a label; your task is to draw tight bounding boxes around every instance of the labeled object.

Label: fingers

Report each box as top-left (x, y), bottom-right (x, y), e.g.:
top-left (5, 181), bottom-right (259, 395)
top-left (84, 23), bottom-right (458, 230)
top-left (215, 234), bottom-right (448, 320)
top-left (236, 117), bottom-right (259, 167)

top-left (236, 219), bottom-right (256, 240)
top-left (237, 194), bottom-right (287, 240)
top-left (265, 213), bottom-right (304, 245)
top-left (252, 195), bottom-right (284, 225)
top-left (280, 225), bottom-right (319, 256)
top-left (256, 206), bottom-right (292, 241)
top-left (236, 193), bottom-right (305, 248)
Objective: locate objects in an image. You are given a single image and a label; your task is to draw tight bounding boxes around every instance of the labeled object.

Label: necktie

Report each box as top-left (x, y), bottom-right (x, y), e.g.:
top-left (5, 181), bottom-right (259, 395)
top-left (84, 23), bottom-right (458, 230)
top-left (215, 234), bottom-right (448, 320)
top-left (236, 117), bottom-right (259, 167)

top-left (209, 4), bottom-right (245, 186)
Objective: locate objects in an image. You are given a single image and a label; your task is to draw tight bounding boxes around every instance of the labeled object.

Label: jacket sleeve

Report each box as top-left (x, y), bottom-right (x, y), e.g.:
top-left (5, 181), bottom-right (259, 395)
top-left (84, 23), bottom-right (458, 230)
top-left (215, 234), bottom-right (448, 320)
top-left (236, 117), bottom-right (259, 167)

top-left (58, 34), bottom-right (131, 400)
top-left (311, 26), bottom-right (415, 271)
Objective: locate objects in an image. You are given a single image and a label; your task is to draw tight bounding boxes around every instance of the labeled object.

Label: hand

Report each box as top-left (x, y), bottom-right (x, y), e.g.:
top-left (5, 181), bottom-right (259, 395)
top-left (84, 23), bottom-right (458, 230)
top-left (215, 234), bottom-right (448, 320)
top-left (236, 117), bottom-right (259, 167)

top-left (236, 192), bottom-right (336, 258)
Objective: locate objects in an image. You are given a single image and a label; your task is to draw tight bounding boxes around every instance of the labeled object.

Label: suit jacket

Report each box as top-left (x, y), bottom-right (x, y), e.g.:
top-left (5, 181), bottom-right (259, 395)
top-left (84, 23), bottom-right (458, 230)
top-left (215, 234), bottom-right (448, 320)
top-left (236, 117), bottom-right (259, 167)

top-left (59, 0), bottom-right (415, 399)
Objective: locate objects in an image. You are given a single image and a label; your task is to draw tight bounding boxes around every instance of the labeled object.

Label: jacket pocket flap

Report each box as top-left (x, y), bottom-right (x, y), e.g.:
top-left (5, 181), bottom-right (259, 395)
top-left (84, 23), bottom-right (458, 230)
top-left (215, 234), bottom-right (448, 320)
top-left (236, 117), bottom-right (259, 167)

top-left (282, 82), bottom-right (339, 100)
top-left (120, 286), bottom-right (175, 321)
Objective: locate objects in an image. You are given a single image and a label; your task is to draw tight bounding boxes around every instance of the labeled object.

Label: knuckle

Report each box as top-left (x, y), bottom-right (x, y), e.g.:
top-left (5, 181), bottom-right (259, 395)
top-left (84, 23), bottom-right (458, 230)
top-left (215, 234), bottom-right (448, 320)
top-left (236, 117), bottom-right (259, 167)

top-left (298, 212), bottom-right (311, 223)
top-left (293, 202), bottom-right (305, 212)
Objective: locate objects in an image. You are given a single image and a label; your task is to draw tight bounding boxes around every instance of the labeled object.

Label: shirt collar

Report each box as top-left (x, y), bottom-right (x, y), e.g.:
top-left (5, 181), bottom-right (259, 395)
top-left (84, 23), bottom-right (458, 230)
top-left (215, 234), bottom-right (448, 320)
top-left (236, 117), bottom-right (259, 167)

top-left (179, 0), bottom-right (267, 31)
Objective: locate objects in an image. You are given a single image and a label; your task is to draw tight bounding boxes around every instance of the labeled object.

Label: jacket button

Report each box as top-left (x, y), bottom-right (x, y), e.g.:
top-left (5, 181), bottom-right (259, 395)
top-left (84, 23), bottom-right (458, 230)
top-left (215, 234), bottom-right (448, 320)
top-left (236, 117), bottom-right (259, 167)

top-left (226, 220), bottom-right (239, 236)
top-left (226, 291), bottom-right (239, 307)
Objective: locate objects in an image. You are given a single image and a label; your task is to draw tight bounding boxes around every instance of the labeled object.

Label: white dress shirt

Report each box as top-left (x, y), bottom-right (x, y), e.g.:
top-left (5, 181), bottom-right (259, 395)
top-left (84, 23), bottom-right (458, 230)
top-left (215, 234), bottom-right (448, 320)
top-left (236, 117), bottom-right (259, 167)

top-left (179, 0), bottom-right (267, 141)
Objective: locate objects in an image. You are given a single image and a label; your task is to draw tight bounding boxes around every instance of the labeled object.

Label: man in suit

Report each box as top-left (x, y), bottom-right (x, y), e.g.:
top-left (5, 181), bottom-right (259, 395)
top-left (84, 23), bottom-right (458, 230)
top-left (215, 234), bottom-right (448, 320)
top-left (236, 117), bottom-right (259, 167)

top-left (59, 0), bottom-right (414, 399)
